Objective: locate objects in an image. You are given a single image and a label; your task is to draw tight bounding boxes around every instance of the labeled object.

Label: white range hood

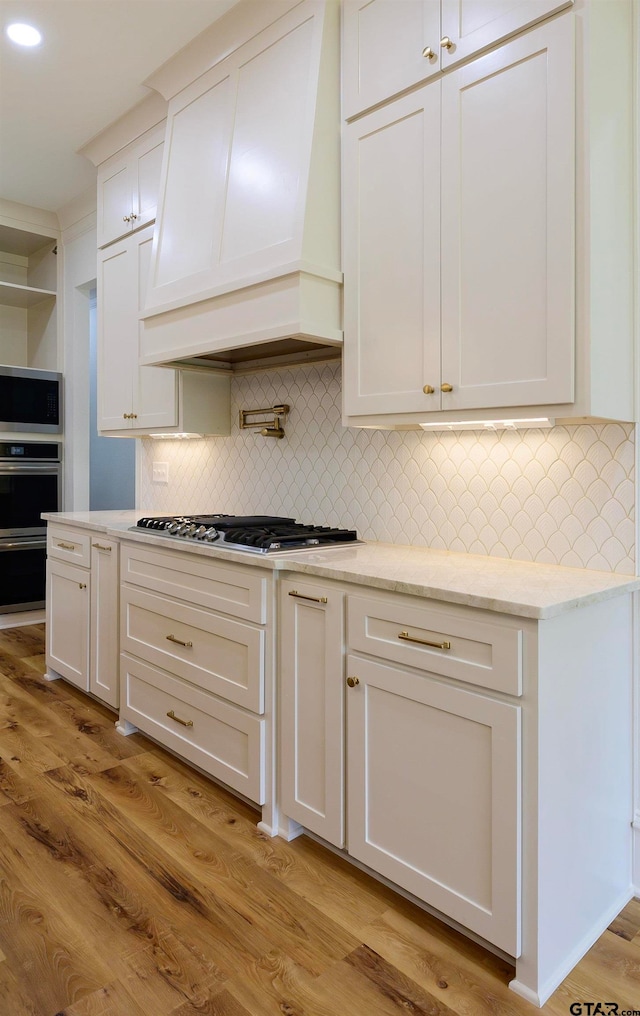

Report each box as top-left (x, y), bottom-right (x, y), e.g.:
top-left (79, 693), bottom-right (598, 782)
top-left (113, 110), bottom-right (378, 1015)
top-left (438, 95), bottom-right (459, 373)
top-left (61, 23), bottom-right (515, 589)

top-left (140, 0), bottom-right (342, 374)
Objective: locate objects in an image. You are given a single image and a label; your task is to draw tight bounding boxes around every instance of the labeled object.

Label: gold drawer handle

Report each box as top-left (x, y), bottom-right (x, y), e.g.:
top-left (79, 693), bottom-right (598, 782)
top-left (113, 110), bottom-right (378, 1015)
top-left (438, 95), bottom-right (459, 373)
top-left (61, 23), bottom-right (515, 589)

top-left (92, 542), bottom-right (112, 551)
top-left (166, 709), bottom-right (193, 728)
top-left (166, 634), bottom-right (193, 648)
top-left (288, 590), bottom-right (328, 604)
top-left (57, 541), bottom-right (76, 551)
top-left (398, 630), bottom-right (451, 651)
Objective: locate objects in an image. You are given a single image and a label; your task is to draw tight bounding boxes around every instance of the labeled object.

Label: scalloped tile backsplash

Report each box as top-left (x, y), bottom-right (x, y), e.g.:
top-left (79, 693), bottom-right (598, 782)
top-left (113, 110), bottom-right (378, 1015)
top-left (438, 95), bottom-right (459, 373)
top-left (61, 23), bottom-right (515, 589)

top-left (139, 362), bottom-right (635, 574)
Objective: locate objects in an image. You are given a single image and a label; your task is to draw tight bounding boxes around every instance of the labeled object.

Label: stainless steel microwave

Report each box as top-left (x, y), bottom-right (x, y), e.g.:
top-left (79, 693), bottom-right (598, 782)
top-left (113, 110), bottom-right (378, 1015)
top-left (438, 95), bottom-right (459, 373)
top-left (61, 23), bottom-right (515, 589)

top-left (0, 365), bottom-right (62, 433)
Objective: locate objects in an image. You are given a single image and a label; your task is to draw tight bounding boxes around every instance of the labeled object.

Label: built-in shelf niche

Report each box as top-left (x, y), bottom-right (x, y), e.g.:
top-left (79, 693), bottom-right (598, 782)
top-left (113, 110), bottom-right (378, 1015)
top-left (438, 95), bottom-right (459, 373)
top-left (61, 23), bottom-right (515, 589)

top-left (0, 224), bottom-right (58, 371)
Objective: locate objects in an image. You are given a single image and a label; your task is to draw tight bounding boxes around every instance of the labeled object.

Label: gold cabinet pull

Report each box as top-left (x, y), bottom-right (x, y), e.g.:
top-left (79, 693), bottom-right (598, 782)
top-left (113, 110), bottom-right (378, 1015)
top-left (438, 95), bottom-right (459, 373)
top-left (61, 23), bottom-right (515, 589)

top-left (57, 541), bottom-right (75, 550)
top-left (166, 634), bottom-right (193, 648)
top-left (92, 542), bottom-right (112, 552)
top-left (423, 384), bottom-right (435, 395)
top-left (422, 46), bottom-right (436, 59)
top-left (166, 709), bottom-right (193, 728)
top-left (78, 583), bottom-right (87, 590)
top-left (123, 215), bottom-right (131, 223)
top-left (398, 630), bottom-right (451, 651)
top-left (288, 590), bottom-right (328, 604)
top-left (440, 36), bottom-right (454, 49)
top-left (346, 676), bottom-right (360, 688)
top-left (440, 383), bottom-right (454, 393)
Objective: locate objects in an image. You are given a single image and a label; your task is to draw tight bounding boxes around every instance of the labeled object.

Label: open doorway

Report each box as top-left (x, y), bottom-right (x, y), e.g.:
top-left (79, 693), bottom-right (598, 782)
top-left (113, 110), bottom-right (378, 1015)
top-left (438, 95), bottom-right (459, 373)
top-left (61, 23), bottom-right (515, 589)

top-left (88, 289), bottom-right (135, 509)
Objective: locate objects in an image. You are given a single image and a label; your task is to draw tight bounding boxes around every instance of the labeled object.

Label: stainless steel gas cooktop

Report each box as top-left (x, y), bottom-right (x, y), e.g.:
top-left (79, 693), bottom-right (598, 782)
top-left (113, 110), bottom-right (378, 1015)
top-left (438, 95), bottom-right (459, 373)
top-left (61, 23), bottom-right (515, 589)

top-left (131, 514), bottom-right (361, 554)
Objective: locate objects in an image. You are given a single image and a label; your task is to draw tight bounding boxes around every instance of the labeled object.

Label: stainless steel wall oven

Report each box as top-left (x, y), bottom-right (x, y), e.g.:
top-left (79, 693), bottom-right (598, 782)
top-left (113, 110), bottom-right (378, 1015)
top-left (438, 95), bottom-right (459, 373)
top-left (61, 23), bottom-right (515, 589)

top-left (0, 441), bottom-right (61, 613)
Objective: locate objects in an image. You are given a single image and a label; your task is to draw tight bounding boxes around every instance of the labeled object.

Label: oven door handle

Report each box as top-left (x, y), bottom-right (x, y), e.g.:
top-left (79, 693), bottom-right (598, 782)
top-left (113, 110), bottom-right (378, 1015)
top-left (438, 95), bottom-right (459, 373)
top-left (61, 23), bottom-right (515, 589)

top-left (0, 463), bottom-right (60, 473)
top-left (0, 539), bottom-right (47, 551)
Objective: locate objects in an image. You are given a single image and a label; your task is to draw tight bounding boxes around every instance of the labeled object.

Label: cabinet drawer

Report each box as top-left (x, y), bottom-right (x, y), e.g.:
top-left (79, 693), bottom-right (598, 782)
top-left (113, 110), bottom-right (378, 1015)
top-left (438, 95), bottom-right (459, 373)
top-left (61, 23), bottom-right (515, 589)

top-left (121, 586), bottom-right (264, 712)
top-left (348, 596), bottom-right (522, 695)
top-left (47, 525), bottom-right (91, 568)
top-left (121, 543), bottom-right (268, 622)
top-left (120, 654), bottom-right (265, 804)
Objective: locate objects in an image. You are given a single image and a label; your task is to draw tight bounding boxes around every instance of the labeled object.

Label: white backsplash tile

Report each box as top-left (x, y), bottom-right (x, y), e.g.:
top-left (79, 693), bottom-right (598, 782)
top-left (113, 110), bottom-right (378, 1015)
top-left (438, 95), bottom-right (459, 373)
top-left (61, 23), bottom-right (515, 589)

top-left (139, 362), bottom-right (635, 574)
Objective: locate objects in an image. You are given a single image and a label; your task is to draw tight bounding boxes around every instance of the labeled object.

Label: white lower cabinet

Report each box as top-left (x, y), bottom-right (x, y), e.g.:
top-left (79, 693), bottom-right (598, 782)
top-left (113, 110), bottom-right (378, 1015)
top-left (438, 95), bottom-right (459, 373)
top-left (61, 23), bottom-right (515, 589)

top-left (46, 558), bottom-right (90, 690)
top-left (279, 578), bottom-right (345, 846)
top-left (279, 575), bottom-right (520, 954)
top-left (346, 653), bottom-right (520, 955)
top-left (118, 541), bottom-right (270, 808)
top-left (89, 537), bottom-right (119, 708)
top-left (46, 526), bottom-right (119, 707)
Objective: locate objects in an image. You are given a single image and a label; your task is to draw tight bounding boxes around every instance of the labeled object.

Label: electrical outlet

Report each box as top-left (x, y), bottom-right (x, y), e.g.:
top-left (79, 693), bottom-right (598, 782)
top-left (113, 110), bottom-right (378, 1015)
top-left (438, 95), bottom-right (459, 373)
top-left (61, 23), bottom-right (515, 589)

top-left (152, 461), bottom-right (169, 484)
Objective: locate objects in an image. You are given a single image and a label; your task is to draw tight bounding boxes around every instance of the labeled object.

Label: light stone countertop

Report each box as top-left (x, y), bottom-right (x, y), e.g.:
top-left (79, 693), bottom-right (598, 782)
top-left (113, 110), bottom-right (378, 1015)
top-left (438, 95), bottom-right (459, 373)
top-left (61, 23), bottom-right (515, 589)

top-left (42, 510), bottom-right (640, 619)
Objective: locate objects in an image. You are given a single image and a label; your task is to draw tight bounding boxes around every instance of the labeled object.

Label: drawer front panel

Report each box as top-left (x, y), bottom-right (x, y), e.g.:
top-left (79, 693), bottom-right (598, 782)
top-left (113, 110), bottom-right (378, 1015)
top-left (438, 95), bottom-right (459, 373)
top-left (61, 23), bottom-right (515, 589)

top-left (121, 586), bottom-right (264, 712)
top-left (120, 654), bottom-right (265, 804)
top-left (121, 543), bottom-right (267, 622)
top-left (348, 596), bottom-right (522, 695)
top-left (48, 526), bottom-right (91, 568)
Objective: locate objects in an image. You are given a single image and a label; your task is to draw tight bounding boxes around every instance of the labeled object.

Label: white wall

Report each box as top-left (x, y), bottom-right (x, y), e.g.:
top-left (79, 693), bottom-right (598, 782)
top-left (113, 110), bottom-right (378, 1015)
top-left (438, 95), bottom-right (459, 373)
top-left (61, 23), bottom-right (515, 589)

top-left (59, 205), bottom-right (97, 510)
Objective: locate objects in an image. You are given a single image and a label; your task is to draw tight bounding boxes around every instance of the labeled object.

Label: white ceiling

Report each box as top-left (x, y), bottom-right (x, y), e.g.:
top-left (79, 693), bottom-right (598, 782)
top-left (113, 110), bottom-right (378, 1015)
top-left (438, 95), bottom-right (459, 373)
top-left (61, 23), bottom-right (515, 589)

top-left (0, 0), bottom-right (239, 214)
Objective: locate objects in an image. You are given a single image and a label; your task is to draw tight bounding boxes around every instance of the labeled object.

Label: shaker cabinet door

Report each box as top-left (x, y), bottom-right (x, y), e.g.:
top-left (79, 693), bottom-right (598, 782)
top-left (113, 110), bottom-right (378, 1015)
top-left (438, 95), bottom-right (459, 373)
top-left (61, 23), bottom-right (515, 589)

top-left (440, 16), bottom-right (574, 410)
top-left (440, 0), bottom-right (572, 69)
top-left (346, 653), bottom-right (521, 955)
top-left (343, 85), bottom-right (442, 416)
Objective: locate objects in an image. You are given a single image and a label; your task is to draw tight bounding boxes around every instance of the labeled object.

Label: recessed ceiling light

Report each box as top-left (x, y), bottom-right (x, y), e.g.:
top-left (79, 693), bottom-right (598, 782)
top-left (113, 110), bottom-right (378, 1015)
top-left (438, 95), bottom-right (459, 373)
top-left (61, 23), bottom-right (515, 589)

top-left (6, 22), bottom-right (42, 47)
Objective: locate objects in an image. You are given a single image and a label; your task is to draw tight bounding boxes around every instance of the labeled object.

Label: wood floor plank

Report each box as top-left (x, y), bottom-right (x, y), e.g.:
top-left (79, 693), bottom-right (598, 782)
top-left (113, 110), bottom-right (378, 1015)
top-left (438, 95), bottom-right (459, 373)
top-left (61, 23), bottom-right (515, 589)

top-left (361, 901), bottom-right (524, 1015)
top-left (0, 723), bottom-right (68, 775)
top-left (36, 765), bottom-right (278, 977)
top-left (0, 624), bottom-right (46, 659)
top-left (46, 694), bottom-right (148, 760)
top-left (0, 755), bottom-right (38, 806)
top-left (57, 980), bottom-right (150, 1016)
top-left (0, 861), bottom-right (111, 1014)
top-left (125, 750), bottom-right (398, 935)
top-left (88, 762), bottom-right (361, 977)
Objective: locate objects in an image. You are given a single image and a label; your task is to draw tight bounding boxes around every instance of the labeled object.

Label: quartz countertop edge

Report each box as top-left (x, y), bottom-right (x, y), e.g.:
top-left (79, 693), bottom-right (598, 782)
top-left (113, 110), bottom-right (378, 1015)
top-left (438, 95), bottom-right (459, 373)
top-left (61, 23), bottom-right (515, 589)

top-left (42, 511), bottom-right (640, 619)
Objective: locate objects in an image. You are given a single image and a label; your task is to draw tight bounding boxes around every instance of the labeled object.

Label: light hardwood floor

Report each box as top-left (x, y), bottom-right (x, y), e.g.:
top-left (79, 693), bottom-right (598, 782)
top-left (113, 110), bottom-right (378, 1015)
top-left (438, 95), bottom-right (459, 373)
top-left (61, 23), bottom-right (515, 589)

top-left (0, 623), bottom-right (639, 1016)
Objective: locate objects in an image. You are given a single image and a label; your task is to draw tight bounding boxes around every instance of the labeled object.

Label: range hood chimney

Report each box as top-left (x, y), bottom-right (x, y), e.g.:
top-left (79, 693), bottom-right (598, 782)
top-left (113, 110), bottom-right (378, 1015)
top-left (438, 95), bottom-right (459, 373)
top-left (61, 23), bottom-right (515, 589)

top-left (139, 0), bottom-right (342, 375)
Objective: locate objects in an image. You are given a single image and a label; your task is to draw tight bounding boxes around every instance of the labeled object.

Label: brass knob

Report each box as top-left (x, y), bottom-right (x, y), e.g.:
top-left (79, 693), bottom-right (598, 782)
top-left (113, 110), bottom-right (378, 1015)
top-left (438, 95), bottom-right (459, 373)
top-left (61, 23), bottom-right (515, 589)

top-left (78, 583), bottom-right (87, 590)
top-left (422, 46), bottom-right (436, 59)
top-left (132, 413), bottom-right (138, 419)
top-left (441, 383), bottom-right (454, 393)
top-left (123, 215), bottom-right (130, 223)
top-left (423, 384), bottom-right (435, 395)
top-left (346, 676), bottom-right (360, 688)
top-left (440, 36), bottom-right (454, 50)
top-left (130, 212), bottom-right (138, 221)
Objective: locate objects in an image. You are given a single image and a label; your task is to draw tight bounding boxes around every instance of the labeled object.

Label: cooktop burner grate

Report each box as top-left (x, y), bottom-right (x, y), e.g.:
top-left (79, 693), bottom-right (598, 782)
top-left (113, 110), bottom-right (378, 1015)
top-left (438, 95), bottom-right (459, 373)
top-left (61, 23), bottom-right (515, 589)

top-left (132, 514), bottom-right (360, 553)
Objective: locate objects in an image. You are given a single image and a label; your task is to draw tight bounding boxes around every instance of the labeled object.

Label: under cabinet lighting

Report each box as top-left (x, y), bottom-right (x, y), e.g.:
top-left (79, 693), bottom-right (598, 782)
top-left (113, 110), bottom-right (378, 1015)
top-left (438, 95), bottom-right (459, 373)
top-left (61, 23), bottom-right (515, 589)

top-left (419, 418), bottom-right (554, 433)
top-left (149, 432), bottom-right (204, 440)
top-left (6, 23), bottom-right (42, 46)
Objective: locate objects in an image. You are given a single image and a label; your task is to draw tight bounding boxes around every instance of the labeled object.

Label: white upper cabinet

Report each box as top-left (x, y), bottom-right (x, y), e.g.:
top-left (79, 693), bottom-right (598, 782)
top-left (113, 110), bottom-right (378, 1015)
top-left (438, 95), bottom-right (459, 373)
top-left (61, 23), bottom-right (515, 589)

top-left (344, 17), bottom-right (573, 417)
top-left (98, 225), bottom-right (230, 436)
top-left (342, 0), bottom-right (572, 119)
top-left (97, 123), bottom-right (165, 248)
top-left (343, 0), bottom-right (635, 427)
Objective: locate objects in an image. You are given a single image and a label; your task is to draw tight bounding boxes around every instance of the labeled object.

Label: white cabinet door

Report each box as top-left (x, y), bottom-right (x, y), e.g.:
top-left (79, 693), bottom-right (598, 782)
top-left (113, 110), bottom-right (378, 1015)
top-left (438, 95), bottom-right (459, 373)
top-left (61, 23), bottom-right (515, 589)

top-left (97, 124), bottom-right (165, 248)
top-left (346, 653), bottom-right (521, 956)
top-left (342, 0), bottom-right (441, 119)
top-left (98, 225), bottom-right (177, 433)
top-left (279, 579), bottom-right (345, 847)
top-left (90, 538), bottom-right (119, 708)
top-left (440, 17), bottom-right (574, 410)
top-left (343, 85), bottom-right (442, 416)
top-left (342, 0), bottom-right (572, 119)
top-left (440, 0), bottom-right (572, 69)
top-left (46, 559), bottom-right (90, 691)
